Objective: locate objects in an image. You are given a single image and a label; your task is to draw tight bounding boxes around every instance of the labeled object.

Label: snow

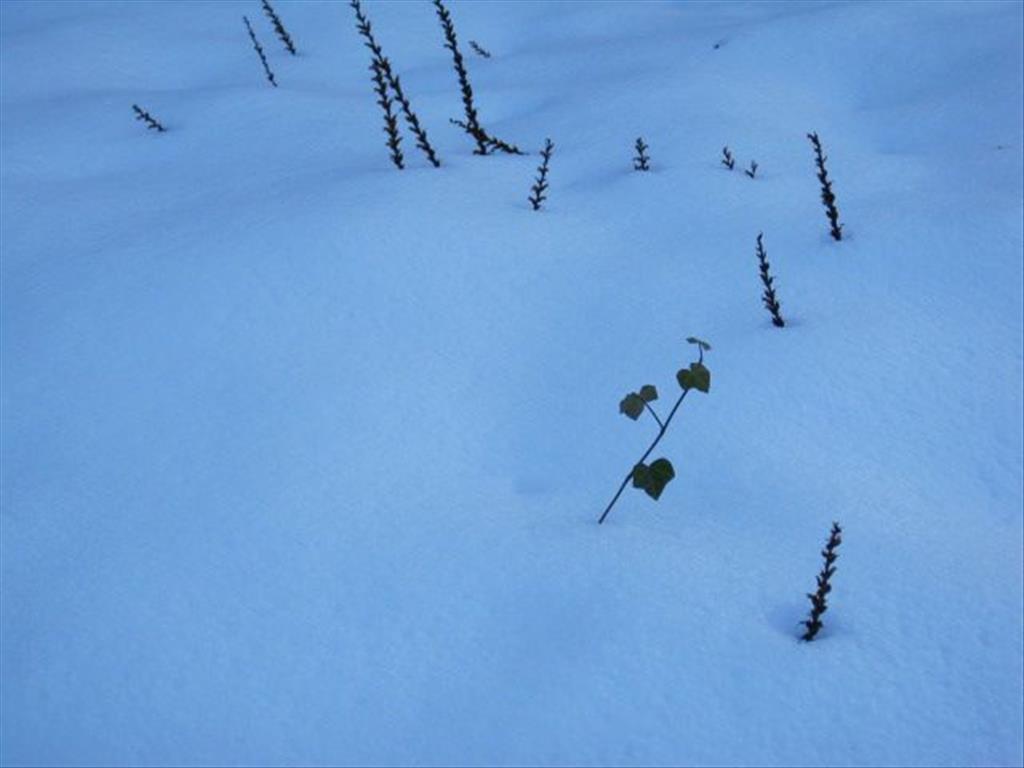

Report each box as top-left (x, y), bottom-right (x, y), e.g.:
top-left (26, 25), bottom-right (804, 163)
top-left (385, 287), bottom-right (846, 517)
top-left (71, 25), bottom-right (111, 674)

top-left (1, 0), bottom-right (1022, 765)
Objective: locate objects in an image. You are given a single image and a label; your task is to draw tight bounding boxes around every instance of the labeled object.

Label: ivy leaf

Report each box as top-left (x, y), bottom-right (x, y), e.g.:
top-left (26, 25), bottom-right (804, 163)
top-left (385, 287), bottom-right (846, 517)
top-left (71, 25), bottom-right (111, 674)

top-left (676, 361), bottom-right (711, 393)
top-left (632, 462), bottom-right (651, 490)
top-left (638, 384), bottom-right (658, 403)
top-left (688, 362), bottom-right (711, 392)
top-left (632, 458), bottom-right (675, 500)
top-left (646, 458), bottom-right (675, 499)
top-left (686, 336), bottom-right (712, 351)
top-left (619, 393), bottom-right (645, 420)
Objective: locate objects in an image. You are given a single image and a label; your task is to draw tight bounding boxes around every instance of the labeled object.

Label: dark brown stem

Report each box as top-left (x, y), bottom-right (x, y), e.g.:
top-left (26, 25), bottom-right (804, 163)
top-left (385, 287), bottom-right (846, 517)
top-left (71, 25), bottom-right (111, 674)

top-left (808, 132), bottom-right (843, 241)
top-left (801, 521), bottom-right (843, 640)
top-left (756, 232), bottom-right (785, 328)
top-left (721, 146), bottom-right (735, 170)
top-left (243, 16), bottom-right (277, 87)
top-left (351, 0), bottom-right (403, 169)
top-left (434, 0), bottom-right (523, 156)
top-left (388, 72), bottom-right (441, 167)
top-left (528, 138), bottom-right (554, 210)
top-left (634, 137), bottom-right (650, 171)
top-left (433, 0), bottom-right (487, 154)
top-left (469, 40), bottom-right (492, 58)
top-left (351, 0), bottom-right (439, 167)
top-left (132, 104), bottom-right (165, 132)
top-left (261, 0), bottom-right (296, 55)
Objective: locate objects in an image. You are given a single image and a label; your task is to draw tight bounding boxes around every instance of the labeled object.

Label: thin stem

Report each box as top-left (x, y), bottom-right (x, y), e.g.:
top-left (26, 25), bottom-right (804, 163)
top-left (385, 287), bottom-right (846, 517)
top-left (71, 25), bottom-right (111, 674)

top-left (262, 0), bottom-right (296, 55)
top-left (243, 16), bottom-right (277, 87)
top-left (433, 0), bottom-right (488, 154)
top-left (598, 388), bottom-right (691, 525)
top-left (351, 0), bottom-right (439, 167)
top-left (598, 345), bottom-right (703, 525)
top-left (351, 0), bottom-right (404, 168)
top-left (643, 402), bottom-right (664, 430)
top-left (132, 104), bottom-right (165, 132)
top-left (528, 138), bottom-right (553, 210)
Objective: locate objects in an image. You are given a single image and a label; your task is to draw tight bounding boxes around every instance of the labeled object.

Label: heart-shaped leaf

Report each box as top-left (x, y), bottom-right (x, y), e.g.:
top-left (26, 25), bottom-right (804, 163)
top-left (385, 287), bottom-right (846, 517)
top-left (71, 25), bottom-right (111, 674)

top-left (646, 458), bottom-right (675, 499)
top-left (632, 462), bottom-right (651, 490)
top-left (638, 384), bottom-right (658, 403)
top-left (631, 458), bottom-right (675, 500)
top-left (676, 361), bottom-right (711, 393)
top-left (619, 392), bottom-right (645, 420)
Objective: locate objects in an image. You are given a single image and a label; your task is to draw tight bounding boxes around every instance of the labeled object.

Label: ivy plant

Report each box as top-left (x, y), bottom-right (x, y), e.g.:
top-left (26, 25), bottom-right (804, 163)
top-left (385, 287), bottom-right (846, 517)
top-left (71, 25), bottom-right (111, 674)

top-left (598, 337), bottom-right (711, 524)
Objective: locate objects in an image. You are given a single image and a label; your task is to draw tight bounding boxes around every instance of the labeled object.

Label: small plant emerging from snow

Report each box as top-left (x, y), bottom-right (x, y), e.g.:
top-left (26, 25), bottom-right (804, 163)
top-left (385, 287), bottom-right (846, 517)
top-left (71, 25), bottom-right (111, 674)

top-left (367, 65), bottom-right (403, 167)
top-left (745, 160), bottom-right (758, 179)
top-left (261, 0), bottom-right (296, 55)
top-left (633, 137), bottom-right (651, 171)
top-left (243, 16), bottom-right (278, 87)
top-left (388, 71), bottom-right (441, 167)
top-left (801, 521), bottom-right (842, 641)
top-left (528, 138), bottom-right (554, 211)
top-left (432, 0), bottom-right (484, 153)
top-left (434, 0), bottom-right (522, 155)
top-left (807, 132), bottom-right (843, 241)
top-left (351, 0), bottom-right (439, 168)
top-left (721, 146), bottom-right (735, 170)
top-left (469, 40), bottom-right (492, 58)
top-left (132, 104), bottom-right (165, 132)
top-left (598, 338), bottom-right (712, 525)
top-left (755, 233), bottom-right (785, 328)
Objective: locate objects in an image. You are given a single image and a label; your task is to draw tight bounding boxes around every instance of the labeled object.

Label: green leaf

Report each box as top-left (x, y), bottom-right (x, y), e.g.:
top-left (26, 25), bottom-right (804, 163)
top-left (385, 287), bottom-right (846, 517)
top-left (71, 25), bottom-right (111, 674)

top-left (638, 384), bottom-right (658, 403)
top-left (619, 393), bottom-right (645, 420)
top-left (686, 336), bottom-right (712, 351)
top-left (632, 458), bottom-right (675, 500)
top-left (632, 462), bottom-right (651, 489)
top-left (677, 361), bottom-right (711, 393)
top-left (646, 458), bottom-right (675, 499)
top-left (688, 362), bottom-right (711, 392)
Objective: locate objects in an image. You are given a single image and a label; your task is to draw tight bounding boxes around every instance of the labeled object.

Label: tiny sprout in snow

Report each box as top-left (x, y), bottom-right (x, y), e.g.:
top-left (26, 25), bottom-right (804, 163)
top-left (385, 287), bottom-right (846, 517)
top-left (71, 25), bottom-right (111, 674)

top-left (721, 146), bottom-right (735, 170)
top-left (528, 138), bottom-right (554, 211)
top-left (633, 137), bottom-right (651, 171)
top-left (469, 40), bottom-right (492, 58)
top-left (132, 104), bottom-right (165, 132)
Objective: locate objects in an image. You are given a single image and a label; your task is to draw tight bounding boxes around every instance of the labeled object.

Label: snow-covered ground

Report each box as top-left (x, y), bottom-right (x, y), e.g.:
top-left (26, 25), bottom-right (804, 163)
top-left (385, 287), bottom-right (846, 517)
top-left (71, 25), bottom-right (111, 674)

top-left (2, 1), bottom-right (1021, 765)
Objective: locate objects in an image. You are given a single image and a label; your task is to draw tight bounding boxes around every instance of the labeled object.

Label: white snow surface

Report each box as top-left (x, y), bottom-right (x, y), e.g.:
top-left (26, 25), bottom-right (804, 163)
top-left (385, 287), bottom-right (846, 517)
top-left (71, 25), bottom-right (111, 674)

top-left (2, 1), bottom-right (1022, 765)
